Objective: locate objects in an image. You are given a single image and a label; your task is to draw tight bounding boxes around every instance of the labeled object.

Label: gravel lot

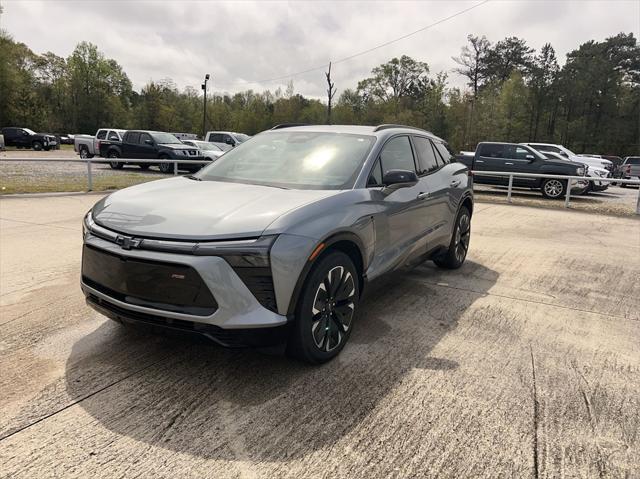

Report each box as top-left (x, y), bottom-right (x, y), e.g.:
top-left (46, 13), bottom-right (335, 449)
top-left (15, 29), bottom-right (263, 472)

top-left (0, 195), bottom-right (638, 478)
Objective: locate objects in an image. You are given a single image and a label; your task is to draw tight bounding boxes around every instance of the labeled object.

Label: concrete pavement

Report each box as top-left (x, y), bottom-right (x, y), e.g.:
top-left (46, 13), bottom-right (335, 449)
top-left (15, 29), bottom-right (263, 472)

top-left (0, 195), bottom-right (639, 478)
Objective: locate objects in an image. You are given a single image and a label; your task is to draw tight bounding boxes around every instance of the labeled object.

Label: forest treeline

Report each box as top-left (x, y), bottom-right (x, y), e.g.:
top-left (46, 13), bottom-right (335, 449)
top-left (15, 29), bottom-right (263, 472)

top-left (0, 30), bottom-right (638, 154)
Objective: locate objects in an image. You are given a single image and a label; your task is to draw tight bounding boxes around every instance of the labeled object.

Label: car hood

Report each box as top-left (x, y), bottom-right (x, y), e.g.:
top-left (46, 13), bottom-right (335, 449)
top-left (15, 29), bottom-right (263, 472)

top-left (573, 155), bottom-right (612, 168)
top-left (158, 143), bottom-right (199, 151)
top-left (91, 176), bottom-right (340, 240)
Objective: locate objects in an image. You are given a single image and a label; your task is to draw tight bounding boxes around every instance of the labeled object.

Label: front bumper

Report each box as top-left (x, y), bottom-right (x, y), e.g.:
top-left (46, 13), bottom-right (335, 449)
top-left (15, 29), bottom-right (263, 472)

top-left (81, 235), bottom-right (288, 337)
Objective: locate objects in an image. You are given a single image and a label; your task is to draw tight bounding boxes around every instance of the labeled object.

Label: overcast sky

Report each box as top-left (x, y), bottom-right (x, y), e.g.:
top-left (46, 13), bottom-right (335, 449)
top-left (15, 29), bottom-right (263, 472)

top-left (1, 0), bottom-right (638, 98)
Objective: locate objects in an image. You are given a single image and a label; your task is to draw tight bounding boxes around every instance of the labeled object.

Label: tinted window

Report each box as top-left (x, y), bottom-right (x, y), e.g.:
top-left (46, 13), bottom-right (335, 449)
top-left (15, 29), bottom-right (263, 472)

top-left (107, 131), bottom-right (120, 141)
top-left (96, 130), bottom-right (107, 140)
top-left (139, 133), bottom-right (153, 145)
top-left (210, 134), bottom-right (224, 142)
top-left (479, 144), bottom-right (505, 158)
top-left (413, 136), bottom-right (439, 174)
top-left (626, 157), bottom-right (640, 164)
top-left (502, 145), bottom-right (531, 160)
top-left (125, 132), bottom-right (140, 144)
top-left (379, 136), bottom-right (416, 174)
top-left (433, 141), bottom-right (452, 165)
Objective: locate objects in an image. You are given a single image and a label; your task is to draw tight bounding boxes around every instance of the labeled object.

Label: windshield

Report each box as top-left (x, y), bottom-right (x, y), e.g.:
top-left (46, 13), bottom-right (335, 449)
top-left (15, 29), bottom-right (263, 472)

top-left (196, 131), bottom-right (375, 190)
top-left (23, 128), bottom-right (36, 135)
top-left (233, 133), bottom-right (250, 143)
top-left (151, 132), bottom-right (181, 144)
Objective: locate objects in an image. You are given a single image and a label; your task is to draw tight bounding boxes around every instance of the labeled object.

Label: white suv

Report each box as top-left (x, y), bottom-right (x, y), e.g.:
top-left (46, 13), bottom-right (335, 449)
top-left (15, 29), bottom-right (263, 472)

top-left (204, 131), bottom-right (251, 150)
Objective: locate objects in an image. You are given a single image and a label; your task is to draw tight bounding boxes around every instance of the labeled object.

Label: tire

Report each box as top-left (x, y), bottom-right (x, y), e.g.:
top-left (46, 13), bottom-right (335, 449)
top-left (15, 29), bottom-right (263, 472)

top-left (108, 151), bottom-right (123, 169)
top-left (541, 178), bottom-right (566, 199)
top-left (287, 251), bottom-right (359, 364)
top-left (158, 158), bottom-right (173, 174)
top-left (139, 164), bottom-right (150, 170)
top-left (79, 147), bottom-right (89, 159)
top-left (434, 206), bottom-right (471, 270)
top-left (32, 141), bottom-right (43, 151)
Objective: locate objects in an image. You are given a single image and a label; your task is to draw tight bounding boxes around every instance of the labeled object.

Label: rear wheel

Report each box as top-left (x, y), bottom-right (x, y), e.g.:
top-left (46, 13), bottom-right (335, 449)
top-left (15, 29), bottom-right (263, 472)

top-left (287, 251), bottom-right (359, 364)
top-left (541, 178), bottom-right (566, 199)
top-left (434, 206), bottom-right (471, 269)
top-left (79, 146), bottom-right (91, 159)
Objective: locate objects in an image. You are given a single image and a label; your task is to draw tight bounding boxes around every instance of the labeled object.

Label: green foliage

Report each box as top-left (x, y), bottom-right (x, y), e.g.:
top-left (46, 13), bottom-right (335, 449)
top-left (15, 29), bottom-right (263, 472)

top-left (0, 32), bottom-right (638, 155)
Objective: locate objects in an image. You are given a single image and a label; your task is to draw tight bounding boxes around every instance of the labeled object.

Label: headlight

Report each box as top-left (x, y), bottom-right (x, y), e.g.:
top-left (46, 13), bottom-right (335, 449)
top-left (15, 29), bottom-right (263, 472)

top-left (576, 167), bottom-right (585, 175)
top-left (83, 211), bottom-right (93, 239)
top-left (193, 235), bottom-right (276, 267)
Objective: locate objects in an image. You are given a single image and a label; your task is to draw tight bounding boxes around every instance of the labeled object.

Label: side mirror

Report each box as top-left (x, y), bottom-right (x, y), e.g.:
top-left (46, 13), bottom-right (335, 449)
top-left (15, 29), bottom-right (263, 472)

top-left (225, 137), bottom-right (234, 145)
top-left (382, 169), bottom-right (418, 190)
top-left (525, 154), bottom-right (535, 161)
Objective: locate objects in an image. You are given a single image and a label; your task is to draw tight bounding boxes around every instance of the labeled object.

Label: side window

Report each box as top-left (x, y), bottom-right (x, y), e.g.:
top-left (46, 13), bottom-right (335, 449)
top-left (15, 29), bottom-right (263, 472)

top-left (413, 136), bottom-right (439, 174)
top-left (479, 144), bottom-right (504, 158)
top-left (125, 132), bottom-right (140, 144)
top-left (515, 147), bottom-right (530, 160)
top-left (223, 134), bottom-right (234, 145)
top-left (107, 131), bottom-right (120, 141)
top-left (96, 130), bottom-right (107, 140)
top-left (433, 141), bottom-right (452, 165)
top-left (379, 136), bottom-right (416, 174)
top-left (211, 134), bottom-right (223, 143)
top-left (367, 159), bottom-right (383, 187)
top-left (139, 133), bottom-right (152, 145)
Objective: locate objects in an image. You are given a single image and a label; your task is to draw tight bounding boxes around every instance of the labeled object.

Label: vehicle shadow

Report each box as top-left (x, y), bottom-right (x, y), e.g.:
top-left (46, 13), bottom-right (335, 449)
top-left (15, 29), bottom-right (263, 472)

top-left (64, 260), bottom-right (498, 461)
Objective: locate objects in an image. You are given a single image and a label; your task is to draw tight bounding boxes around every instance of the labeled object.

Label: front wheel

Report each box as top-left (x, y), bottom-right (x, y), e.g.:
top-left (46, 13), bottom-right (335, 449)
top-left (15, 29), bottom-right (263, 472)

top-left (434, 206), bottom-right (471, 269)
top-left (32, 141), bottom-right (43, 151)
top-left (287, 251), bottom-right (359, 364)
top-left (158, 159), bottom-right (173, 174)
top-left (108, 151), bottom-right (123, 169)
top-left (541, 178), bottom-right (566, 199)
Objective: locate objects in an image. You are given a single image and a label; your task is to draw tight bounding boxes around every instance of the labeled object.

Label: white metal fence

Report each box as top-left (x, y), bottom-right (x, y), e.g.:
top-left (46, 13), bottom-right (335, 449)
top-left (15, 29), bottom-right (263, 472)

top-left (1, 157), bottom-right (639, 214)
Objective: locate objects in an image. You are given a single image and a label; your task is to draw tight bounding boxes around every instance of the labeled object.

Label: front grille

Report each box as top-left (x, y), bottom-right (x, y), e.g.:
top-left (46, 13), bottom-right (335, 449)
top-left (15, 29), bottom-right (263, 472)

top-left (231, 267), bottom-right (278, 312)
top-left (82, 245), bottom-right (217, 316)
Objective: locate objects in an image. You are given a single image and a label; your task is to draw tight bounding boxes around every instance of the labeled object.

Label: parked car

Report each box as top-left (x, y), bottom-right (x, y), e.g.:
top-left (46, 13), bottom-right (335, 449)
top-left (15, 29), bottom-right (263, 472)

top-left (617, 157), bottom-right (640, 187)
top-left (81, 124), bottom-right (473, 363)
top-left (204, 131), bottom-right (251, 150)
top-left (459, 142), bottom-right (587, 199)
top-left (172, 132), bottom-right (198, 141)
top-left (74, 129), bottom-right (126, 159)
top-left (99, 130), bottom-right (206, 173)
top-left (523, 142), bottom-right (612, 191)
top-left (0, 133), bottom-right (5, 150)
top-left (181, 140), bottom-right (226, 162)
top-left (0, 127), bottom-right (58, 151)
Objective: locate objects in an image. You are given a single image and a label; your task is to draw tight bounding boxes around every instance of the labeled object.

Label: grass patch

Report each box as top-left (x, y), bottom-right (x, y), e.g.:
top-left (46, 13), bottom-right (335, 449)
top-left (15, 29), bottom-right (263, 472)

top-left (1, 173), bottom-right (157, 195)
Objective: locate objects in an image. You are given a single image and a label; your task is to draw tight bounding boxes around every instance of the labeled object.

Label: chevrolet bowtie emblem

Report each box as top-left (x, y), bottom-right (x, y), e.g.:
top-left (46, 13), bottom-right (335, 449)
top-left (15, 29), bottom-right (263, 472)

top-left (116, 235), bottom-right (141, 250)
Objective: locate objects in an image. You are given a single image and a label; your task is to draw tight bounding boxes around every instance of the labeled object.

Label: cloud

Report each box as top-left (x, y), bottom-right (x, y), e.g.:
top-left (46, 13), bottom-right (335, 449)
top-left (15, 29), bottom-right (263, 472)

top-left (2, 0), bottom-right (638, 98)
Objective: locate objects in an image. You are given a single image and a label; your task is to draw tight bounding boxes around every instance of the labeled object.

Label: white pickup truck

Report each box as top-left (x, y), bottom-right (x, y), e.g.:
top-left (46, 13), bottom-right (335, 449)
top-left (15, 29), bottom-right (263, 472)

top-left (618, 157), bottom-right (640, 187)
top-left (74, 128), bottom-right (126, 159)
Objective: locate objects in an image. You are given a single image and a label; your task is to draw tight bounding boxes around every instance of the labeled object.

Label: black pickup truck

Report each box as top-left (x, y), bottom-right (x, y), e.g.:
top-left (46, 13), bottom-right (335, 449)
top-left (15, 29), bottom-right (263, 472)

top-left (458, 142), bottom-right (588, 199)
top-left (1, 127), bottom-right (58, 151)
top-left (99, 130), bottom-right (207, 173)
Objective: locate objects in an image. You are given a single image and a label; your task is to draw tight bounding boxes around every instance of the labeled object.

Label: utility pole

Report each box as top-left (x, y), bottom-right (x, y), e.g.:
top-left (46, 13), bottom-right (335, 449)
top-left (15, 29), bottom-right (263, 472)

top-left (325, 62), bottom-right (336, 125)
top-left (201, 74), bottom-right (210, 139)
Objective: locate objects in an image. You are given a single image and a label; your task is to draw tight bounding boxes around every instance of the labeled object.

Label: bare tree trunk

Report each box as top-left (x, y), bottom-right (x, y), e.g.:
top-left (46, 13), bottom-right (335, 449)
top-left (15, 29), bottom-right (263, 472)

top-left (325, 62), bottom-right (336, 125)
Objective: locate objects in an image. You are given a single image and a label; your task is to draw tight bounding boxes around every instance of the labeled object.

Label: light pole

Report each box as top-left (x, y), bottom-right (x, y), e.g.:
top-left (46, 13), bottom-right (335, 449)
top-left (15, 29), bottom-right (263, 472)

top-left (202, 73), bottom-right (210, 139)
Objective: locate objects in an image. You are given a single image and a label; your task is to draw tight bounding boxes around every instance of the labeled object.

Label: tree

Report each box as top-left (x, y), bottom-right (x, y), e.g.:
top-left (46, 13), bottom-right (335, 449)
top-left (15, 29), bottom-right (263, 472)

top-left (528, 43), bottom-right (559, 140)
top-left (452, 34), bottom-right (491, 98)
top-left (484, 36), bottom-right (534, 84)
top-left (357, 55), bottom-right (430, 103)
top-left (325, 62), bottom-right (336, 124)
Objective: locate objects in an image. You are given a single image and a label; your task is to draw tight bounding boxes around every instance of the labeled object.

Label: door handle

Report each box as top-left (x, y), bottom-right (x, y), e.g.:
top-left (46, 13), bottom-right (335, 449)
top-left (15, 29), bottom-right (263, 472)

top-left (505, 162), bottom-right (514, 165)
top-left (450, 180), bottom-right (461, 187)
top-left (417, 192), bottom-right (429, 200)
top-left (475, 160), bottom-right (484, 163)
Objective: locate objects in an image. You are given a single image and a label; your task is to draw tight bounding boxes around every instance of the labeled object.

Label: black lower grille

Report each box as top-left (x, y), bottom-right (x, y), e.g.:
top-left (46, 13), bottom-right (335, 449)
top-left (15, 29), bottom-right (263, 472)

top-left (82, 245), bottom-right (217, 316)
top-left (86, 294), bottom-right (285, 347)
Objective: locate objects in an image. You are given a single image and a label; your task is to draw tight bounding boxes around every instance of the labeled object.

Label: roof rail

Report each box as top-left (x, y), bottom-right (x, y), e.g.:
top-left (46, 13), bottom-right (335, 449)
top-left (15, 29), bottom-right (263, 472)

top-left (373, 124), bottom-right (432, 134)
top-left (270, 123), bottom-right (308, 130)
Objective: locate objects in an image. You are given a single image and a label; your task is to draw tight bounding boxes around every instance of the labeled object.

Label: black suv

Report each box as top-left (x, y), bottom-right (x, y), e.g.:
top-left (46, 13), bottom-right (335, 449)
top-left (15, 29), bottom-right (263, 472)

top-left (99, 130), bottom-right (206, 173)
top-left (459, 142), bottom-right (587, 199)
top-left (1, 127), bottom-right (58, 151)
